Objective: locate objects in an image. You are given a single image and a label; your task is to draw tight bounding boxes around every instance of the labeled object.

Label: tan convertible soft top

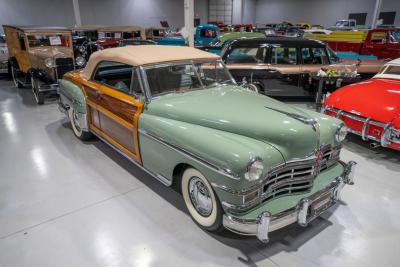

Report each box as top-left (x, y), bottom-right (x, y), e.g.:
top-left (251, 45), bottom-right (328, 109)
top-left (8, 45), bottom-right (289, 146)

top-left (82, 45), bottom-right (220, 80)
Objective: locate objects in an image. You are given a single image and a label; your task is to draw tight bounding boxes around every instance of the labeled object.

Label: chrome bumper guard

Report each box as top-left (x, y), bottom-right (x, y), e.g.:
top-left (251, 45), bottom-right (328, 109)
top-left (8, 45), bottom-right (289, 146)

top-left (323, 106), bottom-right (400, 147)
top-left (222, 161), bottom-right (356, 243)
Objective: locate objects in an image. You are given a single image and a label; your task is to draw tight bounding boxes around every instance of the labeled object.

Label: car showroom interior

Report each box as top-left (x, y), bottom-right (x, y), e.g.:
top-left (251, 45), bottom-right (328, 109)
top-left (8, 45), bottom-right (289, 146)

top-left (0, 0), bottom-right (399, 266)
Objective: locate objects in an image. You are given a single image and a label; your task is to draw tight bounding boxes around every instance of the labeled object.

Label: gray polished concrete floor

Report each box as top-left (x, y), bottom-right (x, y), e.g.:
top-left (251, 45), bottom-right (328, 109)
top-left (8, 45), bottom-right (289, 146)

top-left (0, 78), bottom-right (399, 267)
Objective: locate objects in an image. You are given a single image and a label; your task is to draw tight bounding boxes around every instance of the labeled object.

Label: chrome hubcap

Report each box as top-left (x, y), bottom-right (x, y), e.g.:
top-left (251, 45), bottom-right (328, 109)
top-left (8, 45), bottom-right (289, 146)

top-left (72, 111), bottom-right (82, 132)
top-left (188, 177), bottom-right (213, 217)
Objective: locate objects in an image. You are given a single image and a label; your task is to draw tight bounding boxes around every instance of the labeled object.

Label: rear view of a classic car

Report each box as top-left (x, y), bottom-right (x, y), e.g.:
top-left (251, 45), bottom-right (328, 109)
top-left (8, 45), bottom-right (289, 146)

top-left (0, 1), bottom-right (399, 267)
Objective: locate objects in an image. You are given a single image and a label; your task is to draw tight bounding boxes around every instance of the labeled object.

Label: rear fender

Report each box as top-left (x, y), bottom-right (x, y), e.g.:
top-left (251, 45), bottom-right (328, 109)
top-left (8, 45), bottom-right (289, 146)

top-left (59, 78), bottom-right (87, 114)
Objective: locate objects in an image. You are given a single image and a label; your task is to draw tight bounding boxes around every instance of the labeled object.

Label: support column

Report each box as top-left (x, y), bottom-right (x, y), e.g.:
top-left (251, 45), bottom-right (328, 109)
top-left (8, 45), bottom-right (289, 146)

top-left (240, 0), bottom-right (244, 24)
top-left (72, 0), bottom-right (82, 27)
top-left (371, 0), bottom-right (382, 29)
top-left (184, 0), bottom-right (194, 47)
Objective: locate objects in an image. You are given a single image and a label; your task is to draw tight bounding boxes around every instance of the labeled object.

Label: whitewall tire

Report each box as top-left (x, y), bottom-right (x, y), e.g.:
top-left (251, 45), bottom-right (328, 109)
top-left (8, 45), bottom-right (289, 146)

top-left (68, 107), bottom-right (92, 140)
top-left (181, 168), bottom-right (223, 231)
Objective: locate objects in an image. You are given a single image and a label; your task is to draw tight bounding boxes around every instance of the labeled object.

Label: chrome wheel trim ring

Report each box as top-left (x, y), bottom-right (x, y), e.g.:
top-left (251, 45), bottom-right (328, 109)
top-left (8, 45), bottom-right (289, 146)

top-left (11, 67), bottom-right (18, 87)
top-left (31, 77), bottom-right (39, 102)
top-left (188, 176), bottom-right (213, 217)
top-left (69, 108), bottom-right (83, 136)
top-left (72, 110), bottom-right (82, 134)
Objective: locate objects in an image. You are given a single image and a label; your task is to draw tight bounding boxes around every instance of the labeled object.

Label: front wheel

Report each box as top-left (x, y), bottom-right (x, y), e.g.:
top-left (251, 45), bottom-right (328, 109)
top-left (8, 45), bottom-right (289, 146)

top-left (243, 83), bottom-right (259, 93)
top-left (181, 168), bottom-right (223, 232)
top-left (68, 107), bottom-right (93, 140)
top-left (31, 77), bottom-right (44, 105)
top-left (11, 65), bottom-right (23, 88)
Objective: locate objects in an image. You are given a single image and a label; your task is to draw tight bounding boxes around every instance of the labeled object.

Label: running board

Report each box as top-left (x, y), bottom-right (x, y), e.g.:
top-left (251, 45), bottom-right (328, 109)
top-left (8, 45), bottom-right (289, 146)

top-left (90, 130), bottom-right (173, 186)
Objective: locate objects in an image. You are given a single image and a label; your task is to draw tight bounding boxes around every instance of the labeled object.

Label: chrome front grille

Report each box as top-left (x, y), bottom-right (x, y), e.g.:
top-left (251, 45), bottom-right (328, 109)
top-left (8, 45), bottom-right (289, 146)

top-left (262, 162), bottom-right (315, 202)
top-left (55, 58), bottom-right (74, 79)
top-left (259, 145), bottom-right (340, 203)
top-left (224, 145), bottom-right (342, 212)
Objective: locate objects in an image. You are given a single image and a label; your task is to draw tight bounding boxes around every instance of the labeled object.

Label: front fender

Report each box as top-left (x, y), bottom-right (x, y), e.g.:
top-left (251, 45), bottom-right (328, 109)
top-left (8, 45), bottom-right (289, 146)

top-left (138, 113), bottom-right (284, 191)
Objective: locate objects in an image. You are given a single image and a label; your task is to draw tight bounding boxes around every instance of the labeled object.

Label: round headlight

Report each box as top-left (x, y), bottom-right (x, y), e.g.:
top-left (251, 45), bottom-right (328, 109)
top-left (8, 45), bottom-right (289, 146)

top-left (244, 158), bottom-right (264, 181)
top-left (336, 124), bottom-right (348, 142)
top-left (78, 45), bottom-right (86, 53)
top-left (76, 56), bottom-right (86, 67)
top-left (44, 58), bottom-right (55, 68)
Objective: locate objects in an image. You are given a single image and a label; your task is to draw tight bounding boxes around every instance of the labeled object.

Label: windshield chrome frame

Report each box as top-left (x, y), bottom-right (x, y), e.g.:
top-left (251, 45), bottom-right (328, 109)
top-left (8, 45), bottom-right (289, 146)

top-left (140, 59), bottom-right (236, 101)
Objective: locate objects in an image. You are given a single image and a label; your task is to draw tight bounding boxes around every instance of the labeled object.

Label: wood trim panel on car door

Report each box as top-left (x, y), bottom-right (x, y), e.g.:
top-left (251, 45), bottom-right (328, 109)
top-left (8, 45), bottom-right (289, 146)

top-left (82, 80), bottom-right (144, 164)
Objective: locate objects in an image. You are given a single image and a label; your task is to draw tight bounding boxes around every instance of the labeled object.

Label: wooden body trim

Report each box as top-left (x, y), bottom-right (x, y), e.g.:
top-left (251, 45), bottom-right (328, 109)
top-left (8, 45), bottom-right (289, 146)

top-left (65, 72), bottom-right (144, 164)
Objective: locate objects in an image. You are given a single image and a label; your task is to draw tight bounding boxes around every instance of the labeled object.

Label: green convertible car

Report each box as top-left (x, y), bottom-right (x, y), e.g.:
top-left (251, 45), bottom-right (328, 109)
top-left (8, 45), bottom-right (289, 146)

top-left (58, 45), bottom-right (356, 242)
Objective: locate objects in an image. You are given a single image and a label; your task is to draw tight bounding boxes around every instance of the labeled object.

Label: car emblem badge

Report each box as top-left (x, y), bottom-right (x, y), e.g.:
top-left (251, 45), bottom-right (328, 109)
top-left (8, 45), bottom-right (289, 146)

top-left (314, 148), bottom-right (323, 174)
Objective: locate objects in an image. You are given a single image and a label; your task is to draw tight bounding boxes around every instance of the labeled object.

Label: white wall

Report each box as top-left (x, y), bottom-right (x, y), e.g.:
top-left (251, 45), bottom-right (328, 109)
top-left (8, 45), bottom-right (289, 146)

top-left (255, 0), bottom-right (400, 27)
top-left (0, 0), bottom-right (75, 33)
top-left (0, 0), bottom-right (209, 33)
top-left (243, 0), bottom-right (256, 24)
top-left (381, 0), bottom-right (400, 26)
top-left (1, 0), bottom-right (398, 34)
top-left (79, 0), bottom-right (208, 28)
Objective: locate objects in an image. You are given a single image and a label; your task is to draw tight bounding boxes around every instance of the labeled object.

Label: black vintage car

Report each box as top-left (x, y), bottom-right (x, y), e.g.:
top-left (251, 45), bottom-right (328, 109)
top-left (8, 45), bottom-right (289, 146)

top-left (72, 26), bottom-right (102, 68)
top-left (220, 37), bottom-right (382, 99)
top-left (72, 36), bottom-right (101, 67)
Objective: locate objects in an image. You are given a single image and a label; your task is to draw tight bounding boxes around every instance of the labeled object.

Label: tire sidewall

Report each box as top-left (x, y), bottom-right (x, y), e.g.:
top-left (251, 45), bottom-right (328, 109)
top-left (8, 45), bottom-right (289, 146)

top-left (11, 65), bottom-right (19, 88)
top-left (69, 107), bottom-right (83, 138)
top-left (181, 168), bottom-right (223, 231)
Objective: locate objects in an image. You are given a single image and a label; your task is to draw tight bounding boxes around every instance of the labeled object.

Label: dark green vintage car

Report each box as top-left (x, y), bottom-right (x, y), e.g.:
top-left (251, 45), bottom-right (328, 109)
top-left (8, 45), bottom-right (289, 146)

top-left (58, 45), bottom-right (356, 242)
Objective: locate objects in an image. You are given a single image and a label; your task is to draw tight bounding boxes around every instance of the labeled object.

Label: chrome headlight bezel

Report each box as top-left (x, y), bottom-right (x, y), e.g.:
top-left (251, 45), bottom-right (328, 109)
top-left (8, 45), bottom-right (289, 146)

top-left (244, 158), bottom-right (264, 182)
top-left (78, 45), bottom-right (86, 54)
top-left (335, 123), bottom-right (348, 143)
top-left (75, 56), bottom-right (86, 67)
top-left (44, 58), bottom-right (55, 68)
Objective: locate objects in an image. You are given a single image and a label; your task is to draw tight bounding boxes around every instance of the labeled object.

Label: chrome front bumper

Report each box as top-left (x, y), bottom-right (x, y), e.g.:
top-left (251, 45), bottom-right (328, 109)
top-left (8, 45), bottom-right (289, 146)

top-left (222, 161), bottom-right (356, 243)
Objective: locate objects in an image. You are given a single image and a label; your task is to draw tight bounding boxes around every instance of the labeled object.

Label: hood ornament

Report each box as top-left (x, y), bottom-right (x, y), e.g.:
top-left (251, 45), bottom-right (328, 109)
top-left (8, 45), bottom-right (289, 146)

top-left (265, 106), bottom-right (318, 127)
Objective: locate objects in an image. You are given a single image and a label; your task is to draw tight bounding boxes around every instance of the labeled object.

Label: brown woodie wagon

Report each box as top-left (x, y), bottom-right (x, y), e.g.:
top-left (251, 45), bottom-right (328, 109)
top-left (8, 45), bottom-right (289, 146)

top-left (3, 25), bottom-right (75, 104)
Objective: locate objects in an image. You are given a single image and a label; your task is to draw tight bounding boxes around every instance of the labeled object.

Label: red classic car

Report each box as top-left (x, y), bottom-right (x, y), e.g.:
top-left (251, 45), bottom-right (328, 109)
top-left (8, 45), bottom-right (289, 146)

top-left (96, 26), bottom-right (146, 48)
top-left (323, 59), bottom-right (400, 150)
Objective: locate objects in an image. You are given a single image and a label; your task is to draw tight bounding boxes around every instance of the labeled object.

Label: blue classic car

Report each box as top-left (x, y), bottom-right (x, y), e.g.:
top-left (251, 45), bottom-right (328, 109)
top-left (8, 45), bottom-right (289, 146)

top-left (156, 24), bottom-right (219, 47)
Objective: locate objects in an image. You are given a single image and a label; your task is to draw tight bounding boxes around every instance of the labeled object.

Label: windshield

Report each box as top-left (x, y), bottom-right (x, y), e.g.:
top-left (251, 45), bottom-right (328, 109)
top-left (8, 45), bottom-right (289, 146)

top-left (380, 65), bottom-right (400, 76)
top-left (390, 31), bottom-right (400, 42)
top-left (145, 60), bottom-right (235, 97)
top-left (335, 20), bottom-right (349, 27)
top-left (119, 40), bottom-right (155, 47)
top-left (326, 46), bottom-right (340, 63)
top-left (208, 37), bottom-right (221, 46)
top-left (27, 34), bottom-right (71, 48)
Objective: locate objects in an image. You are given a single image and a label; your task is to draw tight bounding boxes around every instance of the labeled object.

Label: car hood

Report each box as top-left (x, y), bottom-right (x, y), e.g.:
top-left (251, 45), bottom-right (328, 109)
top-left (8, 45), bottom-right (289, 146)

top-left (325, 78), bottom-right (400, 122)
top-left (28, 46), bottom-right (73, 59)
top-left (145, 85), bottom-right (340, 160)
top-left (340, 58), bottom-right (385, 74)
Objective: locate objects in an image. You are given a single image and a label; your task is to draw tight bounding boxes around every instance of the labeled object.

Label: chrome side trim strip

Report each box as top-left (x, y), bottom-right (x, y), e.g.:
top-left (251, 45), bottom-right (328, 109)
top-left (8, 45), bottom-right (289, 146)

top-left (91, 130), bottom-right (172, 186)
top-left (138, 129), bottom-right (240, 180)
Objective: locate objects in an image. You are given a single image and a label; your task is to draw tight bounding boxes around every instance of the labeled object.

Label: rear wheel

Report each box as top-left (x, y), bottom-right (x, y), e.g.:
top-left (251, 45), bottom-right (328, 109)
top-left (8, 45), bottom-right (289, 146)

top-left (11, 65), bottom-right (23, 88)
top-left (243, 83), bottom-right (259, 93)
top-left (68, 107), bottom-right (93, 140)
top-left (31, 76), bottom-right (44, 105)
top-left (181, 168), bottom-right (223, 232)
